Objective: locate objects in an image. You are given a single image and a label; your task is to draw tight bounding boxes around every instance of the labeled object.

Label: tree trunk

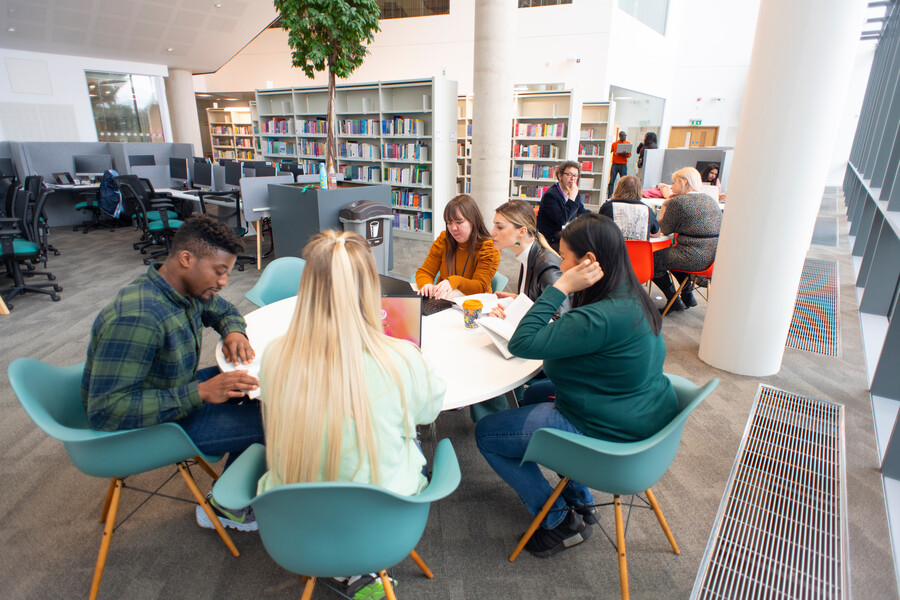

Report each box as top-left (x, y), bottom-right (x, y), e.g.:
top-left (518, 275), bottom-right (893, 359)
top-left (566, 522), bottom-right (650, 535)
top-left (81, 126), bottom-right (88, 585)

top-left (326, 65), bottom-right (337, 171)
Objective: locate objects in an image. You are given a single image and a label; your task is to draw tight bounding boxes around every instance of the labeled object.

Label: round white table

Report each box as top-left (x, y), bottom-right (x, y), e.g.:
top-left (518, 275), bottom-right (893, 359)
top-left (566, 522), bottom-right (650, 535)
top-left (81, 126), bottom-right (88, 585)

top-left (216, 296), bottom-right (544, 411)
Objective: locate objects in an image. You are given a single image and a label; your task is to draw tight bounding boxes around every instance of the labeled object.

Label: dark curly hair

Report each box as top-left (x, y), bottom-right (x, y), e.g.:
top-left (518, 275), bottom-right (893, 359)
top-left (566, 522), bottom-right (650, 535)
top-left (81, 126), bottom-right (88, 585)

top-left (170, 214), bottom-right (244, 257)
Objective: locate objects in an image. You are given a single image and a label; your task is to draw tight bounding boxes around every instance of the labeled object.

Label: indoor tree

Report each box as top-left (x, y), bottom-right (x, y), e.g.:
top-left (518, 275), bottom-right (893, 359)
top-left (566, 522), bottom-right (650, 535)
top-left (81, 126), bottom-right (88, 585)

top-left (273, 0), bottom-right (381, 179)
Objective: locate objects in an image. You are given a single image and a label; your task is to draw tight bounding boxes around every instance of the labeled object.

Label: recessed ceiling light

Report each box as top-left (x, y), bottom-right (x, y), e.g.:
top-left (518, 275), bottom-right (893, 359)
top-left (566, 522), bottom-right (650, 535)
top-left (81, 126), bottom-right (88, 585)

top-left (8, 27), bottom-right (15, 33)
top-left (167, 47), bottom-right (174, 52)
top-left (215, 3), bottom-right (222, 7)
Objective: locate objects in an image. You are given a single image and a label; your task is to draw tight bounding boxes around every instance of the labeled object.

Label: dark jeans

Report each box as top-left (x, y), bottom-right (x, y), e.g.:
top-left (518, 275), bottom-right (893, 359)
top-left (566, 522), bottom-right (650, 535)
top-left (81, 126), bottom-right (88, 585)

top-left (177, 366), bottom-right (264, 467)
top-left (608, 163), bottom-right (628, 197)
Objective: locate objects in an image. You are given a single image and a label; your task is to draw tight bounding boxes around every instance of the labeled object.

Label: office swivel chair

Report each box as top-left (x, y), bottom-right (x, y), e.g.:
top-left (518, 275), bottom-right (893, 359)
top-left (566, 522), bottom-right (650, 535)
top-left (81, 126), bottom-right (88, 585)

top-left (197, 189), bottom-right (254, 271)
top-left (118, 180), bottom-right (183, 265)
top-left (0, 189), bottom-right (62, 308)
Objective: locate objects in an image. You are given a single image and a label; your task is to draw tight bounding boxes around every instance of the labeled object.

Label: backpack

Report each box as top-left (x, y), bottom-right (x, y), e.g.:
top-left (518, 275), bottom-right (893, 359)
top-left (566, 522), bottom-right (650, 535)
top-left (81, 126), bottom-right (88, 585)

top-left (98, 170), bottom-right (123, 218)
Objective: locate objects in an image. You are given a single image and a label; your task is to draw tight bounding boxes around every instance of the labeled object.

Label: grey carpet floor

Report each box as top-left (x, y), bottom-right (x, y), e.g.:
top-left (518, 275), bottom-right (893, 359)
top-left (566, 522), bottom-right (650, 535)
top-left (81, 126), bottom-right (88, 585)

top-left (0, 193), bottom-right (895, 599)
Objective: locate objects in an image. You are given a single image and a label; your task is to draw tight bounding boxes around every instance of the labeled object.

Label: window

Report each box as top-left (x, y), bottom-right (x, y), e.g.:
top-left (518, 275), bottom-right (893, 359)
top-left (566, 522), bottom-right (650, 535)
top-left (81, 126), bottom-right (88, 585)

top-left (519, 0), bottom-right (571, 7)
top-left (85, 71), bottom-right (165, 143)
top-left (377, 0), bottom-right (449, 19)
top-left (618, 0), bottom-right (669, 35)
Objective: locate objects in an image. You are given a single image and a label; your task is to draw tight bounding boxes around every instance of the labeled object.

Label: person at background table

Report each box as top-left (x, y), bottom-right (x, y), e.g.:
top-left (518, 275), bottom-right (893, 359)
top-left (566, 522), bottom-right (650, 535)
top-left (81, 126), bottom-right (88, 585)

top-left (489, 199), bottom-right (569, 319)
top-left (536, 161), bottom-right (588, 252)
top-left (599, 175), bottom-right (661, 241)
top-left (259, 230), bottom-right (445, 599)
top-left (635, 131), bottom-right (658, 183)
top-left (700, 162), bottom-right (726, 201)
top-left (475, 212), bottom-right (676, 557)
top-left (416, 194), bottom-right (500, 299)
top-left (607, 130), bottom-right (632, 198)
top-left (81, 215), bottom-right (263, 532)
top-left (651, 167), bottom-right (721, 313)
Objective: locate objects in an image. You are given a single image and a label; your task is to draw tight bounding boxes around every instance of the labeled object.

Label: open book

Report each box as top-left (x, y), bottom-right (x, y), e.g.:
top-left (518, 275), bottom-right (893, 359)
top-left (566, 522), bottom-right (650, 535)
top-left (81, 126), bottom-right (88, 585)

top-left (476, 294), bottom-right (535, 359)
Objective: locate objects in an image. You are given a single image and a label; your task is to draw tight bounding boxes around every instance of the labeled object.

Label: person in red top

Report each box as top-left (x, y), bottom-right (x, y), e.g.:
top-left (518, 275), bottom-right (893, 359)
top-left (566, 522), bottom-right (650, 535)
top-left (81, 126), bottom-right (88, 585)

top-left (607, 130), bottom-right (631, 198)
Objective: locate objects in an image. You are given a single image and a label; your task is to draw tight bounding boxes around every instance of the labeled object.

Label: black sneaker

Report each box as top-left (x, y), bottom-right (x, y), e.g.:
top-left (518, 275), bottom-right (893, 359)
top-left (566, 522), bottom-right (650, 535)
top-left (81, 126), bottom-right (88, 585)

top-left (660, 297), bottom-right (687, 315)
top-left (524, 510), bottom-right (592, 557)
top-left (574, 504), bottom-right (599, 526)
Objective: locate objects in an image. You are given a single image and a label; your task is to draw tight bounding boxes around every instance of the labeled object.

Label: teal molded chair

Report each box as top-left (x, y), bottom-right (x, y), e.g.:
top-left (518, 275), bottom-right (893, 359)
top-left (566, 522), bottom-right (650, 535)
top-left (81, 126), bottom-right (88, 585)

top-left (213, 439), bottom-right (462, 599)
top-left (8, 358), bottom-right (241, 600)
top-left (409, 270), bottom-right (509, 294)
top-left (509, 374), bottom-right (719, 600)
top-left (244, 256), bottom-right (306, 307)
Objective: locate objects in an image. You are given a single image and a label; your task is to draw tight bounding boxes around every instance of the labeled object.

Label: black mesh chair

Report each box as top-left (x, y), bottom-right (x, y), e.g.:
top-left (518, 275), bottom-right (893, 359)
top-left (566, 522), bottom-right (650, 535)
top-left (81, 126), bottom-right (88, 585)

top-left (1, 189), bottom-right (62, 309)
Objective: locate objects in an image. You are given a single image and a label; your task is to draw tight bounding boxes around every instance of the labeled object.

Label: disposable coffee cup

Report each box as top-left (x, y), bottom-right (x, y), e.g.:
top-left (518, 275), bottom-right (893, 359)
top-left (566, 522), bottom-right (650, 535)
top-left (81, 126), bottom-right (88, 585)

top-left (462, 299), bottom-right (483, 329)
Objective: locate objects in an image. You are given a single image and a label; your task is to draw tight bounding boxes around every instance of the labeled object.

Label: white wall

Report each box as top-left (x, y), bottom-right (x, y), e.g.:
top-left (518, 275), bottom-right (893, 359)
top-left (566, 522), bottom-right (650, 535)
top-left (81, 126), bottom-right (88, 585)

top-left (0, 48), bottom-right (170, 142)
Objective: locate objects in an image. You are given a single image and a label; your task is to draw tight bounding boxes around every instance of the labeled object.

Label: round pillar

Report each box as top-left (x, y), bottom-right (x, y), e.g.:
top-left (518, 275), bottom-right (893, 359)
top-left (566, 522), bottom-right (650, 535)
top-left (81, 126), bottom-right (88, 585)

top-left (165, 68), bottom-right (204, 154)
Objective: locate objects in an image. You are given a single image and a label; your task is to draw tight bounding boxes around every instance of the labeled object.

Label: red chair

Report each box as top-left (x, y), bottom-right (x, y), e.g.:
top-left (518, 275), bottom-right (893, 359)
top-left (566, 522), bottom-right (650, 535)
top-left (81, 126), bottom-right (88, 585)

top-left (660, 262), bottom-right (714, 317)
top-left (625, 240), bottom-right (654, 286)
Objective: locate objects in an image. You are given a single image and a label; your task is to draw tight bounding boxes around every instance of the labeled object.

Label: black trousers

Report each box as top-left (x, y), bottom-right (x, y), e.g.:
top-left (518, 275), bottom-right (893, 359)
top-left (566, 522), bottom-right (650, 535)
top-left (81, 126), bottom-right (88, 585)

top-left (608, 163), bottom-right (627, 196)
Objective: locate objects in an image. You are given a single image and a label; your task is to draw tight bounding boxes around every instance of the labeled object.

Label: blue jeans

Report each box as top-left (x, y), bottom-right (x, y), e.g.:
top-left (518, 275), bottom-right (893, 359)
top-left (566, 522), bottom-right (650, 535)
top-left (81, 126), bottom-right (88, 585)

top-left (475, 400), bottom-right (594, 529)
top-left (177, 366), bottom-right (264, 467)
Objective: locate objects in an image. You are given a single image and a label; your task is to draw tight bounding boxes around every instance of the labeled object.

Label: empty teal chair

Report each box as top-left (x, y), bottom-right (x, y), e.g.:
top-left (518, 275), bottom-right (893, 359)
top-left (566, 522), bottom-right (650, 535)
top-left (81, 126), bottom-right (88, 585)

top-left (508, 374), bottom-right (719, 600)
top-left (8, 358), bottom-right (241, 600)
top-left (244, 256), bottom-right (306, 307)
top-left (409, 270), bottom-right (509, 294)
top-left (213, 438), bottom-right (461, 599)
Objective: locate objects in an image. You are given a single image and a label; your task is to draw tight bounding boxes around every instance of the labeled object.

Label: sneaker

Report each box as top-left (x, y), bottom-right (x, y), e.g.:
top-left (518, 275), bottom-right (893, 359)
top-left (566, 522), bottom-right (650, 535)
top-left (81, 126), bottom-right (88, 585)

top-left (681, 290), bottom-right (698, 308)
top-left (524, 510), bottom-right (592, 558)
top-left (195, 492), bottom-right (257, 532)
top-left (574, 504), bottom-right (599, 526)
top-left (660, 297), bottom-right (686, 315)
top-left (344, 574), bottom-right (397, 600)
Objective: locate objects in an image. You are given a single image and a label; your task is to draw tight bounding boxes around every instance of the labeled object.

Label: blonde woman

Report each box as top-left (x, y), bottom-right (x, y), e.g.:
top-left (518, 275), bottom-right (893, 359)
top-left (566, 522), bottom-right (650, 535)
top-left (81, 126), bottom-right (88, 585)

top-left (652, 167), bottom-right (721, 312)
top-left (258, 230), bottom-right (445, 597)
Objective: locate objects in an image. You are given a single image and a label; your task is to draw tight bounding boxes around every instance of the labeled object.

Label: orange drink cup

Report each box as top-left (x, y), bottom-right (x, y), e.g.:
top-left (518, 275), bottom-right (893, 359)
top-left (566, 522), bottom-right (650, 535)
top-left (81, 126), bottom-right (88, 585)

top-left (462, 299), bottom-right (483, 329)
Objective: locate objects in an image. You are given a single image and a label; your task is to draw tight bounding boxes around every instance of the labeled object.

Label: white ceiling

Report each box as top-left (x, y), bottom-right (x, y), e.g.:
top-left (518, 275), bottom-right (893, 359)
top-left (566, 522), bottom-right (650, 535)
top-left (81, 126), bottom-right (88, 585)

top-left (0, 0), bottom-right (278, 74)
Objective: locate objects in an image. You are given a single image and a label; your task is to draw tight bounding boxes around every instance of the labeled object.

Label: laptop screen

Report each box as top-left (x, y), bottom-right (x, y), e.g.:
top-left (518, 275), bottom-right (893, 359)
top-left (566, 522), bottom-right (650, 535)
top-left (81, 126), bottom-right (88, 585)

top-left (381, 296), bottom-right (422, 347)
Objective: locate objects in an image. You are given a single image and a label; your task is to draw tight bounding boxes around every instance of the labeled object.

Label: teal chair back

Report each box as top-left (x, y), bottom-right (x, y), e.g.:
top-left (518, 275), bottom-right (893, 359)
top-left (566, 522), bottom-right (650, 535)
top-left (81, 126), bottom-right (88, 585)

top-left (522, 374), bottom-right (719, 496)
top-left (213, 439), bottom-right (461, 578)
top-left (8, 357), bottom-right (221, 479)
top-left (245, 256), bottom-right (306, 307)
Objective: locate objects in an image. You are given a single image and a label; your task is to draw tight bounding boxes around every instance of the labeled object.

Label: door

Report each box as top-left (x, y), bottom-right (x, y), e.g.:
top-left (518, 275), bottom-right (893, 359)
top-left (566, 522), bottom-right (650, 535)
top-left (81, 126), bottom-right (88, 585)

top-left (668, 126), bottom-right (719, 148)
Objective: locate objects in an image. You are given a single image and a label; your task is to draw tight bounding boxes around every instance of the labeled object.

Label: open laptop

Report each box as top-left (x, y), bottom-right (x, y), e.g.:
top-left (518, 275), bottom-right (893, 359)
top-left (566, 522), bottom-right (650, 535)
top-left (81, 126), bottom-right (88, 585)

top-left (381, 296), bottom-right (422, 347)
top-left (379, 274), bottom-right (453, 316)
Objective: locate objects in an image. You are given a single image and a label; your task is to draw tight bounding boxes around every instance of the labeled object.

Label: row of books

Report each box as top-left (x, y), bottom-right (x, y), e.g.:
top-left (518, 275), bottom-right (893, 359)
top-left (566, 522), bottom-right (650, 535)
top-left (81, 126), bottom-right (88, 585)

top-left (212, 136), bottom-right (232, 146)
top-left (339, 142), bottom-right (379, 160)
top-left (339, 164), bottom-right (381, 183)
top-left (381, 143), bottom-right (428, 161)
top-left (514, 122), bottom-right (565, 138)
top-left (391, 190), bottom-right (430, 208)
top-left (234, 125), bottom-right (253, 135)
top-left (456, 142), bottom-right (471, 158)
top-left (456, 180), bottom-right (472, 194)
top-left (300, 140), bottom-right (326, 157)
top-left (511, 184), bottom-right (553, 199)
top-left (512, 163), bottom-right (555, 180)
top-left (456, 163), bottom-right (471, 176)
top-left (262, 118), bottom-right (292, 134)
top-left (580, 127), bottom-right (605, 140)
top-left (393, 212), bottom-right (432, 233)
top-left (579, 144), bottom-right (604, 156)
top-left (298, 118), bottom-right (328, 134)
top-left (383, 117), bottom-right (426, 136)
top-left (265, 140), bottom-right (295, 154)
top-left (339, 119), bottom-right (380, 135)
top-left (210, 125), bottom-right (232, 135)
top-left (235, 138), bottom-right (254, 148)
top-left (580, 160), bottom-right (597, 173)
top-left (512, 143), bottom-right (559, 158)
top-left (383, 165), bottom-right (430, 186)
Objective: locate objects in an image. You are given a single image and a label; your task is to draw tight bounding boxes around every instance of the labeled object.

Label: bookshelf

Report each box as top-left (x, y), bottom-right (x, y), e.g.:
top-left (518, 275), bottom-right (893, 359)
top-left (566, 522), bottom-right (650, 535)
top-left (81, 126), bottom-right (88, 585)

top-left (206, 108), bottom-right (256, 162)
top-left (456, 96), bottom-right (472, 195)
top-left (255, 78), bottom-right (458, 241)
top-left (508, 91), bottom-right (578, 205)
top-left (578, 101), bottom-right (614, 208)
top-left (249, 101), bottom-right (262, 158)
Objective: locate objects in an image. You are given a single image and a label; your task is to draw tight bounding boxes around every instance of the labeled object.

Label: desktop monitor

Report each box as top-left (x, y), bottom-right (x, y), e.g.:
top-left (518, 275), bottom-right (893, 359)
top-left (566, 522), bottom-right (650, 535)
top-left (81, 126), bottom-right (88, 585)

top-left (73, 154), bottom-right (113, 178)
top-left (219, 158), bottom-right (238, 167)
top-left (280, 163), bottom-right (304, 180)
top-left (253, 165), bottom-right (277, 177)
top-left (224, 162), bottom-right (244, 188)
top-left (169, 157), bottom-right (189, 188)
top-left (128, 154), bottom-right (156, 167)
top-left (193, 156), bottom-right (211, 164)
top-left (244, 160), bottom-right (271, 169)
top-left (0, 157), bottom-right (16, 179)
top-left (193, 161), bottom-right (214, 190)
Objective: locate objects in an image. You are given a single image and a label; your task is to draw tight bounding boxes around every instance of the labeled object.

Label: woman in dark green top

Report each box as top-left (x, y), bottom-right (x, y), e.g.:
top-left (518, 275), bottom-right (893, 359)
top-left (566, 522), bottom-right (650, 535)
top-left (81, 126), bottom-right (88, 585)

top-left (475, 212), bottom-right (677, 558)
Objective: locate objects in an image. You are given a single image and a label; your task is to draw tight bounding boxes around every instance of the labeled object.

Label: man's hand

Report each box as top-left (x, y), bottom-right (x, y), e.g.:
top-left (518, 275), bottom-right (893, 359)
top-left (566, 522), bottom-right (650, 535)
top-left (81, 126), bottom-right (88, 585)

top-left (222, 332), bottom-right (255, 366)
top-left (567, 182), bottom-right (579, 200)
top-left (553, 258), bottom-right (604, 295)
top-left (198, 370), bottom-right (259, 404)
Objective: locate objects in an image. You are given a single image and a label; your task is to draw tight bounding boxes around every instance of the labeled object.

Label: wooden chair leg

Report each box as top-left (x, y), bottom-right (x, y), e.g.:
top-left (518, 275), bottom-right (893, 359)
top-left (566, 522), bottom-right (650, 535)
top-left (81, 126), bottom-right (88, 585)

top-left (176, 462), bottom-right (240, 558)
top-left (614, 495), bottom-right (629, 600)
top-left (100, 478), bottom-right (117, 522)
top-left (508, 477), bottom-right (569, 562)
top-left (661, 274), bottom-right (691, 317)
top-left (300, 576), bottom-right (316, 600)
top-left (90, 478), bottom-right (122, 600)
top-left (255, 221), bottom-right (262, 270)
top-left (409, 549), bottom-right (434, 578)
top-left (645, 488), bottom-right (679, 554)
top-left (193, 456), bottom-right (220, 481)
top-left (379, 570), bottom-right (397, 600)
top-left (0, 294), bottom-right (9, 315)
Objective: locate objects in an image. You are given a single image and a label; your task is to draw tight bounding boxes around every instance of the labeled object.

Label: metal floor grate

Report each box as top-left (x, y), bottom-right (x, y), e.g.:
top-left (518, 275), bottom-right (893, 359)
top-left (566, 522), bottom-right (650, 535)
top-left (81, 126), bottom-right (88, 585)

top-left (692, 385), bottom-right (848, 600)
top-left (785, 258), bottom-right (841, 357)
top-left (811, 216), bottom-right (838, 247)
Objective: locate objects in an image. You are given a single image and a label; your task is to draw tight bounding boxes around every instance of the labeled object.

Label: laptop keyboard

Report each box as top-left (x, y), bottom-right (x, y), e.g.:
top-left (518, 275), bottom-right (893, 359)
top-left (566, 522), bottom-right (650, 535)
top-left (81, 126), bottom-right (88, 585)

top-left (422, 297), bottom-right (454, 316)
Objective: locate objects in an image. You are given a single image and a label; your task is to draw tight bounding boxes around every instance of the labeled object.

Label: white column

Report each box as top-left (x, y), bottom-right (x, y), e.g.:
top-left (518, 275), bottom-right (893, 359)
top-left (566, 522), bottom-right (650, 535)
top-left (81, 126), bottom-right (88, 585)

top-left (698, 0), bottom-right (868, 375)
top-left (470, 0), bottom-right (516, 221)
top-left (165, 68), bottom-right (203, 154)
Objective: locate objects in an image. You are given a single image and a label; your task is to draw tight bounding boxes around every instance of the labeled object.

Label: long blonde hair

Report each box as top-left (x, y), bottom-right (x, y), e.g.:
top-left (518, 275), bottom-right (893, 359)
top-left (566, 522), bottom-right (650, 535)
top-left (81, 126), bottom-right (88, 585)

top-left (260, 230), bottom-right (415, 486)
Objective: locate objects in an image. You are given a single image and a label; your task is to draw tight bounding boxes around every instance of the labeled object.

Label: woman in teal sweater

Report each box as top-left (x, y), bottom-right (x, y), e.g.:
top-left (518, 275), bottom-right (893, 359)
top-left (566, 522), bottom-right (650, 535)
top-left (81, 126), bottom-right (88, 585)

top-left (475, 212), bottom-right (677, 558)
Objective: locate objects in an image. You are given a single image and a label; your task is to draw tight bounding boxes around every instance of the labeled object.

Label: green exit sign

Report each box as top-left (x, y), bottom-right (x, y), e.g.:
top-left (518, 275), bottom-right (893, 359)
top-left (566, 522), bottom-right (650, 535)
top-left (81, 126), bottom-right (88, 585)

top-left (690, 119), bottom-right (702, 126)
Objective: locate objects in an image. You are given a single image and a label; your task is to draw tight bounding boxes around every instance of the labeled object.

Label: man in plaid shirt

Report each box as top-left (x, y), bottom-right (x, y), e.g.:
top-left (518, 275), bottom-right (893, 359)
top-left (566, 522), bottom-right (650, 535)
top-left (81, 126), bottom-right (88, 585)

top-left (82, 215), bottom-right (263, 531)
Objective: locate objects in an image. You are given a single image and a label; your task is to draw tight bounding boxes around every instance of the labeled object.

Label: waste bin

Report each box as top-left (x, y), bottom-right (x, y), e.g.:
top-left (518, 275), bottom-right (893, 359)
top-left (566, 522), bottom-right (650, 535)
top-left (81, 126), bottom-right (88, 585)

top-left (339, 200), bottom-right (393, 275)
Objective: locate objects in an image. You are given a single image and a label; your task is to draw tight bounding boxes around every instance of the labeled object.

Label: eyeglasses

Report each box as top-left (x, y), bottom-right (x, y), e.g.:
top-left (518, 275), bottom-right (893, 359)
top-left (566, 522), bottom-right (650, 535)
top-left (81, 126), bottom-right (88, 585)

top-left (561, 171), bottom-right (579, 178)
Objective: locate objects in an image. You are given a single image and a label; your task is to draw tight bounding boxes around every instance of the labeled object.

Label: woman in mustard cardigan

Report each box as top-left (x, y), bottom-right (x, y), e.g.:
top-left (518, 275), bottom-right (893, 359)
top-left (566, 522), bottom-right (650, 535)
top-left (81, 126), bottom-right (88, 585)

top-left (415, 194), bottom-right (500, 299)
